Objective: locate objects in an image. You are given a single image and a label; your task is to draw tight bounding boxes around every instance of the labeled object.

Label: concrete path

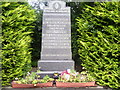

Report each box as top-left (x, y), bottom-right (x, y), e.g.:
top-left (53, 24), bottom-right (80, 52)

top-left (2, 86), bottom-right (112, 90)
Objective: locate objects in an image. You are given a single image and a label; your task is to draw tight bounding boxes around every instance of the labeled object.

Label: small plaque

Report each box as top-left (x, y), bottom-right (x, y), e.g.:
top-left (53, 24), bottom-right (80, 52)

top-left (53, 2), bottom-right (61, 10)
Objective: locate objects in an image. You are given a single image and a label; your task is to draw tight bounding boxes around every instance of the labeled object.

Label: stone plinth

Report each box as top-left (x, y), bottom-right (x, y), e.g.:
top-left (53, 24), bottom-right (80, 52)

top-left (38, 60), bottom-right (74, 71)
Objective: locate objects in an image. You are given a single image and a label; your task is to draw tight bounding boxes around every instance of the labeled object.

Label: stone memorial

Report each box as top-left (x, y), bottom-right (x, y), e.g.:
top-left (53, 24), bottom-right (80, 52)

top-left (38, 0), bottom-right (74, 75)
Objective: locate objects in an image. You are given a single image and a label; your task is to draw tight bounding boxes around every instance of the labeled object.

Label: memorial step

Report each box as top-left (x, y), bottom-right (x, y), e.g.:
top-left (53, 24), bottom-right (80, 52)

top-left (37, 71), bottom-right (62, 78)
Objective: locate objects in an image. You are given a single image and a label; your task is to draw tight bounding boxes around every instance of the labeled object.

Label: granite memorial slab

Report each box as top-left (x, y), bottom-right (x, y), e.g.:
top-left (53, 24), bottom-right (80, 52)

top-left (38, 0), bottom-right (74, 73)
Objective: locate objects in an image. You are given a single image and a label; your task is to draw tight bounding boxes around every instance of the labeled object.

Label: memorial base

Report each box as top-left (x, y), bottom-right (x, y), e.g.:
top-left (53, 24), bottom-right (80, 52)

top-left (38, 60), bottom-right (74, 71)
top-left (38, 60), bottom-right (74, 78)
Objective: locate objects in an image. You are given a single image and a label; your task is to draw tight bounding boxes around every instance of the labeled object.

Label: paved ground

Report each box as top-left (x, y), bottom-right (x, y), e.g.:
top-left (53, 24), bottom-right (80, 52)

top-left (2, 86), bottom-right (112, 90)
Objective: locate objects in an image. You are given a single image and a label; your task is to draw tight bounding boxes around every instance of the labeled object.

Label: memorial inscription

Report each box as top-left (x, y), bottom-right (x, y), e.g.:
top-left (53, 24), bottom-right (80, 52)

top-left (38, 0), bottom-right (74, 71)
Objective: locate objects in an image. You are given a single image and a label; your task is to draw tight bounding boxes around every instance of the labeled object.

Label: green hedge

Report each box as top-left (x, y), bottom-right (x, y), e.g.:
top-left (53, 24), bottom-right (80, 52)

top-left (2, 2), bottom-right (36, 86)
top-left (77, 2), bottom-right (120, 89)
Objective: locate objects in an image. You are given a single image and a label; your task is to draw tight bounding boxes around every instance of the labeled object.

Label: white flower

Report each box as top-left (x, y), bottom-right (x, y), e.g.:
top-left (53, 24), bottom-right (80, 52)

top-left (38, 67), bottom-right (41, 69)
top-left (80, 75), bottom-right (86, 80)
top-left (15, 78), bottom-right (18, 80)
top-left (71, 72), bottom-right (79, 77)
top-left (27, 72), bottom-right (31, 76)
top-left (67, 69), bottom-right (71, 73)
top-left (82, 67), bottom-right (85, 69)
top-left (64, 73), bottom-right (70, 81)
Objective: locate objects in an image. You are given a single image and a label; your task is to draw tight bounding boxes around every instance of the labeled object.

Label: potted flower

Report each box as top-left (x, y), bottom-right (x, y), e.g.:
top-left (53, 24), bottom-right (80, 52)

top-left (12, 72), bottom-right (38, 88)
top-left (56, 69), bottom-right (96, 87)
top-left (12, 71), bottom-right (54, 88)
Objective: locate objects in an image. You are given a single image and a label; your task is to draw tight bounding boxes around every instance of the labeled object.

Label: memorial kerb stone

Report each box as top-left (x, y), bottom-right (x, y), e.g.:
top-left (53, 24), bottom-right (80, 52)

top-left (38, 0), bottom-right (74, 73)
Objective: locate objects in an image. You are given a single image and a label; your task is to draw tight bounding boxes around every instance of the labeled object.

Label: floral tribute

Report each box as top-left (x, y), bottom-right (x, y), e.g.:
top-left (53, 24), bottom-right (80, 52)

top-left (12, 69), bottom-right (96, 88)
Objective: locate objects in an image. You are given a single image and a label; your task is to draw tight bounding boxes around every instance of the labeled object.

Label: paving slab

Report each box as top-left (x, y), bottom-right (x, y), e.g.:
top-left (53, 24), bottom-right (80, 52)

top-left (2, 86), bottom-right (112, 90)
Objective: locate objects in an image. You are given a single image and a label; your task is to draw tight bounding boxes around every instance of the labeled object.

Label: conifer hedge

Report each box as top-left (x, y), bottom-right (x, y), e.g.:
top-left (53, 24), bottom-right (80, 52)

top-left (2, 2), bottom-right (36, 86)
top-left (77, 2), bottom-right (120, 89)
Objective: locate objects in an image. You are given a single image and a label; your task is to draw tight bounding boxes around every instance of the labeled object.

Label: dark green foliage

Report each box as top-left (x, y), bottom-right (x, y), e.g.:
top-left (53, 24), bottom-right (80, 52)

top-left (27, 1), bottom-right (43, 67)
top-left (67, 2), bottom-right (82, 64)
top-left (31, 10), bottom-right (42, 67)
top-left (2, 2), bottom-right (36, 86)
top-left (0, 2), bottom-right (2, 88)
top-left (77, 2), bottom-right (120, 89)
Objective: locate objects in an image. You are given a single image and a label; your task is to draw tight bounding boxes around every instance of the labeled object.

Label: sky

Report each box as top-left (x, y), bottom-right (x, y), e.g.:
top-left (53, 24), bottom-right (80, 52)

top-left (28, 0), bottom-right (45, 10)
